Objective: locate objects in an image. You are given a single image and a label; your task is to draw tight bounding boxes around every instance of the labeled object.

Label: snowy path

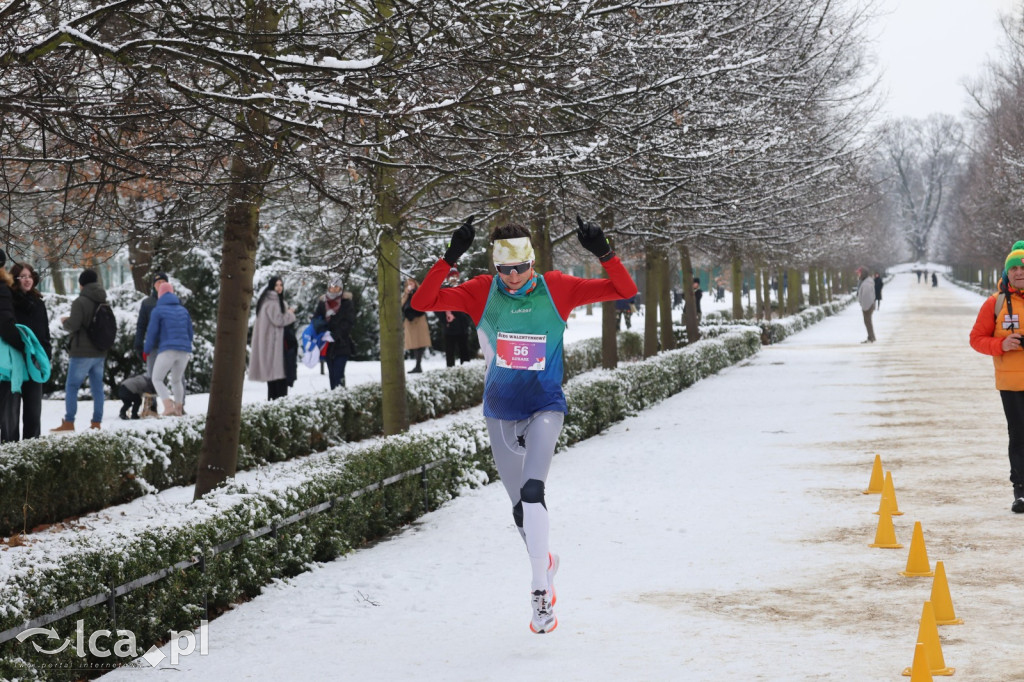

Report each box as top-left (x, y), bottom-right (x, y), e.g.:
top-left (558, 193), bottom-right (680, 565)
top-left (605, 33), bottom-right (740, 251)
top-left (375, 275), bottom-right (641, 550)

top-left (102, 272), bottom-right (1021, 681)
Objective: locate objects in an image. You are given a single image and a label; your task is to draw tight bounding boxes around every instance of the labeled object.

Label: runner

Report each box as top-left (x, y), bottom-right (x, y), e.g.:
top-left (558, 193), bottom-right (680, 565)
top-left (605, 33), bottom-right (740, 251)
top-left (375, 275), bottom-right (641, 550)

top-left (412, 214), bottom-right (638, 633)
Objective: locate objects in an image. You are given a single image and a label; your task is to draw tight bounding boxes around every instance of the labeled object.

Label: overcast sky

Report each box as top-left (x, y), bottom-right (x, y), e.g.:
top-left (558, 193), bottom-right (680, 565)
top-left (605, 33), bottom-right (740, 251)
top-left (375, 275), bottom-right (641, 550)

top-left (869, 0), bottom-right (1018, 120)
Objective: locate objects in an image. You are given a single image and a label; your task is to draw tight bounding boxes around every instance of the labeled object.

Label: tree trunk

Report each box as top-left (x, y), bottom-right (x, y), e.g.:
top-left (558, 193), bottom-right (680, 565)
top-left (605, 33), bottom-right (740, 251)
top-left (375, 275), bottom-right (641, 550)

top-left (194, 0), bottom-right (284, 499)
top-left (643, 244), bottom-right (659, 358)
top-left (754, 265), bottom-right (764, 320)
top-left (659, 249), bottom-right (674, 351)
top-left (600, 222), bottom-right (618, 369)
top-left (788, 268), bottom-right (800, 315)
top-left (193, 157), bottom-right (266, 500)
top-left (531, 201), bottom-right (553, 274)
top-left (762, 268), bottom-right (772, 322)
top-left (808, 266), bottom-right (819, 306)
top-left (48, 256), bottom-right (66, 296)
top-left (128, 234), bottom-right (154, 295)
top-left (777, 267), bottom-right (786, 315)
top-left (731, 256), bottom-right (743, 320)
top-left (678, 243), bottom-right (699, 343)
top-left (377, 229), bottom-right (408, 435)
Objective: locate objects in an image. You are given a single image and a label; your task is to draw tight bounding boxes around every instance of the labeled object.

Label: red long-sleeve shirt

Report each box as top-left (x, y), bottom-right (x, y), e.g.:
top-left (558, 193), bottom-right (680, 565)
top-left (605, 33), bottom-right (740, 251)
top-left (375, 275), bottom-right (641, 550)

top-left (412, 257), bottom-right (639, 323)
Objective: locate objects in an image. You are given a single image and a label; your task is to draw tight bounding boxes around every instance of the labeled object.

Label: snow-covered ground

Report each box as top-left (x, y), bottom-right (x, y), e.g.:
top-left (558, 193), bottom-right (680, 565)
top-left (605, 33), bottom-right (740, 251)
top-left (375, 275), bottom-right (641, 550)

top-left (88, 269), bottom-right (1021, 681)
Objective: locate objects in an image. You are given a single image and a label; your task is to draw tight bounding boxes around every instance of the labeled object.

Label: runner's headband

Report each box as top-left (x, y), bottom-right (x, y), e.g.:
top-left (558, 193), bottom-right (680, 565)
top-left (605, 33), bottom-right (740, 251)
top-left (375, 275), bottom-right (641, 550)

top-left (493, 237), bottom-right (535, 266)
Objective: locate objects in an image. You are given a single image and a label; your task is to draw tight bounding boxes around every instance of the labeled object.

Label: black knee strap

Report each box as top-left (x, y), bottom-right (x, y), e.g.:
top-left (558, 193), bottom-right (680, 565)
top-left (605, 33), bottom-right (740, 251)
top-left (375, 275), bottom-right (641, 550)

top-left (520, 479), bottom-right (546, 508)
top-left (512, 500), bottom-right (523, 528)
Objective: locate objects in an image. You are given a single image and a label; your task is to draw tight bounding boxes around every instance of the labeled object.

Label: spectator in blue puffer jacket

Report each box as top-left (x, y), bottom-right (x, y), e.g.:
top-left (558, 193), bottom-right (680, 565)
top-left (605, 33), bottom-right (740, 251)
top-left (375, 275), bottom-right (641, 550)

top-left (143, 282), bottom-right (193, 417)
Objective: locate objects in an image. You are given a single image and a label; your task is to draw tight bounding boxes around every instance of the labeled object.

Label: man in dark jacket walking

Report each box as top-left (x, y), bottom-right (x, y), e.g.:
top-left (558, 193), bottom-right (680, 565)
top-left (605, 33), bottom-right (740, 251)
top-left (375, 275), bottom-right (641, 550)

top-left (135, 271), bottom-right (168, 372)
top-left (52, 269), bottom-right (109, 432)
top-left (134, 271), bottom-right (167, 416)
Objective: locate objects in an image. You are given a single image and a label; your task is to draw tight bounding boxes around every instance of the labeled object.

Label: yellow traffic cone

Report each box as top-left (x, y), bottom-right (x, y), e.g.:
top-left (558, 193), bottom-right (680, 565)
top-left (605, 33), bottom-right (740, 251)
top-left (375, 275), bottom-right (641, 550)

top-left (863, 454), bottom-right (884, 494)
top-left (906, 642), bottom-right (934, 681)
top-left (874, 470), bottom-right (905, 516)
top-left (930, 561), bottom-right (963, 625)
top-left (900, 521), bottom-right (934, 577)
top-left (869, 506), bottom-right (903, 548)
top-left (902, 601), bottom-right (954, 676)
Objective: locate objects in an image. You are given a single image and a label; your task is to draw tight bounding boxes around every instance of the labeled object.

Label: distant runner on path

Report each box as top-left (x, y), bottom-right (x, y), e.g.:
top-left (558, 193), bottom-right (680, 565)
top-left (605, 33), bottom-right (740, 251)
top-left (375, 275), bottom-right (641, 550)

top-left (970, 240), bottom-right (1024, 513)
top-left (413, 214), bottom-right (637, 634)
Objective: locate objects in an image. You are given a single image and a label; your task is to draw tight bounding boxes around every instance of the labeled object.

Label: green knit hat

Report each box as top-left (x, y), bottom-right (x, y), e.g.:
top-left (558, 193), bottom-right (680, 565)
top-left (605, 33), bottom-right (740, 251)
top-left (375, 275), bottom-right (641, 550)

top-left (1006, 240), bottom-right (1024, 273)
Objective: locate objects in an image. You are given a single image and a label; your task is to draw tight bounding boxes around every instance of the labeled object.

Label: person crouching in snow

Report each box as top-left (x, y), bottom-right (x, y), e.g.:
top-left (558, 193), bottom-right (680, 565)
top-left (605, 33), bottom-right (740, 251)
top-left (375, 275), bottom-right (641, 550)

top-left (412, 214), bottom-right (638, 634)
top-left (117, 374), bottom-right (157, 420)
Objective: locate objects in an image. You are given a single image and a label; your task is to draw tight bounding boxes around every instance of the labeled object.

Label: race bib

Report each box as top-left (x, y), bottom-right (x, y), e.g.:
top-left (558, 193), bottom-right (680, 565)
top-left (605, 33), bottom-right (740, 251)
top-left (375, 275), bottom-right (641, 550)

top-left (496, 332), bottom-right (546, 371)
top-left (1004, 314), bottom-right (1019, 330)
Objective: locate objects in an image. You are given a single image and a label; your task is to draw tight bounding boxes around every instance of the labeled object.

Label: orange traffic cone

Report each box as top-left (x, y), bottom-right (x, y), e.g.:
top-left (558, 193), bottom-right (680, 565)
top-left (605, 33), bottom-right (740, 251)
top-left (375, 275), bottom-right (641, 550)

top-left (874, 470), bottom-right (905, 516)
top-left (906, 642), bottom-right (934, 681)
top-left (863, 454), bottom-right (884, 494)
top-left (930, 561), bottom-right (963, 625)
top-left (869, 506), bottom-right (903, 548)
top-left (902, 601), bottom-right (954, 676)
top-left (900, 521), bottom-right (934, 577)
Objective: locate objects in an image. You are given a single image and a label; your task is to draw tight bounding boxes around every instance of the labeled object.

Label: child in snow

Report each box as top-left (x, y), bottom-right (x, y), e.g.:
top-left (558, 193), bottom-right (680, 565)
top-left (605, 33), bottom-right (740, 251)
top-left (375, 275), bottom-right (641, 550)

top-left (117, 373), bottom-right (157, 420)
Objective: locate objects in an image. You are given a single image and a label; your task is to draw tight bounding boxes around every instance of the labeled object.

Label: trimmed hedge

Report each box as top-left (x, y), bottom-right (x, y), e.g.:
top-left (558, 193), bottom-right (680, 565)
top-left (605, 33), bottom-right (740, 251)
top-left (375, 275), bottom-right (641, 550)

top-left (0, 326), bottom-right (762, 680)
top-left (0, 331), bottom-right (645, 537)
top-left (0, 298), bottom-right (853, 538)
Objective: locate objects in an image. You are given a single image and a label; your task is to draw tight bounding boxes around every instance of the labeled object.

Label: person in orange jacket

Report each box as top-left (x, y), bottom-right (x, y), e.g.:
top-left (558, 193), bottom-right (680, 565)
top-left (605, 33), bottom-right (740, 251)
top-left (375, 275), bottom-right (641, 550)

top-left (970, 240), bottom-right (1024, 512)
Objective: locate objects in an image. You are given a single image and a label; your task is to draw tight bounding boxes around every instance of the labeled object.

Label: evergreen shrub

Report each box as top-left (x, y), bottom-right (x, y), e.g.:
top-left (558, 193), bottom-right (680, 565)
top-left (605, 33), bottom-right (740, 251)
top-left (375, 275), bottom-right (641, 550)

top-left (0, 332), bottom-right (634, 536)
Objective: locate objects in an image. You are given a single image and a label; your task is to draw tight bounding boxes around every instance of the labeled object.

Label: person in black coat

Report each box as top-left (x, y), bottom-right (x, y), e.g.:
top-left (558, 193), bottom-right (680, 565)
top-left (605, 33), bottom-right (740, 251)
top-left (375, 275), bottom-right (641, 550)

top-left (438, 269), bottom-right (473, 366)
top-left (682, 277), bottom-right (703, 324)
top-left (7, 263), bottom-right (50, 440)
top-left (135, 272), bottom-right (168, 371)
top-left (312, 278), bottom-right (356, 389)
top-left (873, 272), bottom-right (883, 310)
top-left (134, 271), bottom-right (167, 415)
top-left (0, 252), bottom-right (27, 442)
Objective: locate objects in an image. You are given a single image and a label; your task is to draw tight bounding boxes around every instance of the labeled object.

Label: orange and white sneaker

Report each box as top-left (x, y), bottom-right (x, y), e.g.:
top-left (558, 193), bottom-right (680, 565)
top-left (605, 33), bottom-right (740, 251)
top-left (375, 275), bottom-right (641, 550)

top-left (547, 552), bottom-right (560, 606)
top-left (529, 589), bottom-right (557, 634)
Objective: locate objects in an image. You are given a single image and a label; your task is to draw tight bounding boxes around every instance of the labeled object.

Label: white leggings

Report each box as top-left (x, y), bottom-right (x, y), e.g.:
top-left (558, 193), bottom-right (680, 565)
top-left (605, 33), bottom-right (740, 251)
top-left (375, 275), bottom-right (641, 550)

top-left (486, 411), bottom-right (564, 591)
top-left (152, 350), bottom-right (191, 403)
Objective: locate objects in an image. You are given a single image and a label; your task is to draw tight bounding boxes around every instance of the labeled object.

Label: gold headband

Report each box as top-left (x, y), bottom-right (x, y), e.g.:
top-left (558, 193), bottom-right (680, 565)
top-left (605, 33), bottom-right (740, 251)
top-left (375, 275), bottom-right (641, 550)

top-left (492, 237), bottom-right (535, 265)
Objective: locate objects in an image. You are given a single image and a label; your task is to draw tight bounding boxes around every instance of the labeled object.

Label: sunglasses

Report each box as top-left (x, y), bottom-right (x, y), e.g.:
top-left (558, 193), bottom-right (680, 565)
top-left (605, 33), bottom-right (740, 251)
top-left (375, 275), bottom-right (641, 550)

top-left (496, 261), bottom-right (533, 276)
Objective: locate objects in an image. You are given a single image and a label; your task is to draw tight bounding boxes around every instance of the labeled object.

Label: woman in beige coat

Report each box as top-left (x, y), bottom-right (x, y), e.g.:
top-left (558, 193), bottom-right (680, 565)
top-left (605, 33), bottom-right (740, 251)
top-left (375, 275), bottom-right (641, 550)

top-left (402, 278), bottom-right (431, 373)
top-left (249, 276), bottom-right (297, 399)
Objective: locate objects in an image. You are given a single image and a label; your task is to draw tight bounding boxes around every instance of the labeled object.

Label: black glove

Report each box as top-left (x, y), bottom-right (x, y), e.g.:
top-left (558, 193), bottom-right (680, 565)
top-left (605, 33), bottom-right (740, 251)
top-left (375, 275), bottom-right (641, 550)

top-left (443, 215), bottom-right (476, 266)
top-left (576, 215), bottom-right (613, 261)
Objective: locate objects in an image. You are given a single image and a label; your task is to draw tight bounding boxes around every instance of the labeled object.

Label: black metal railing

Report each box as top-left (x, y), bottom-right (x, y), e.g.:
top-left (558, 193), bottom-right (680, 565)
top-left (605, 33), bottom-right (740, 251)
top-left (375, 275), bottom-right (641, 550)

top-left (0, 459), bottom-right (445, 645)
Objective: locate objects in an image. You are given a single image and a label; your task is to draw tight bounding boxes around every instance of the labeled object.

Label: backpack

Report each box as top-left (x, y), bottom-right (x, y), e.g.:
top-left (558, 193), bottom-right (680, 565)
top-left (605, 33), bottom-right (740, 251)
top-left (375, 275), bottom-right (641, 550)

top-left (86, 301), bottom-right (118, 351)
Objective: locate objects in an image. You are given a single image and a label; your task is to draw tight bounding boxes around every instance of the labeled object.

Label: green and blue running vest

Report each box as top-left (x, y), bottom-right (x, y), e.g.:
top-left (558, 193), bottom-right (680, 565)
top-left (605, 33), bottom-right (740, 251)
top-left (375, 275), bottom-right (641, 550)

top-left (477, 276), bottom-right (567, 420)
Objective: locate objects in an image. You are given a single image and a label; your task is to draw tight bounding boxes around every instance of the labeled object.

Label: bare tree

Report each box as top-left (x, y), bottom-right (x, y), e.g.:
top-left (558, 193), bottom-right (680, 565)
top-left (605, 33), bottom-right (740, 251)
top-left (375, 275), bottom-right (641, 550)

top-left (879, 115), bottom-right (964, 262)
